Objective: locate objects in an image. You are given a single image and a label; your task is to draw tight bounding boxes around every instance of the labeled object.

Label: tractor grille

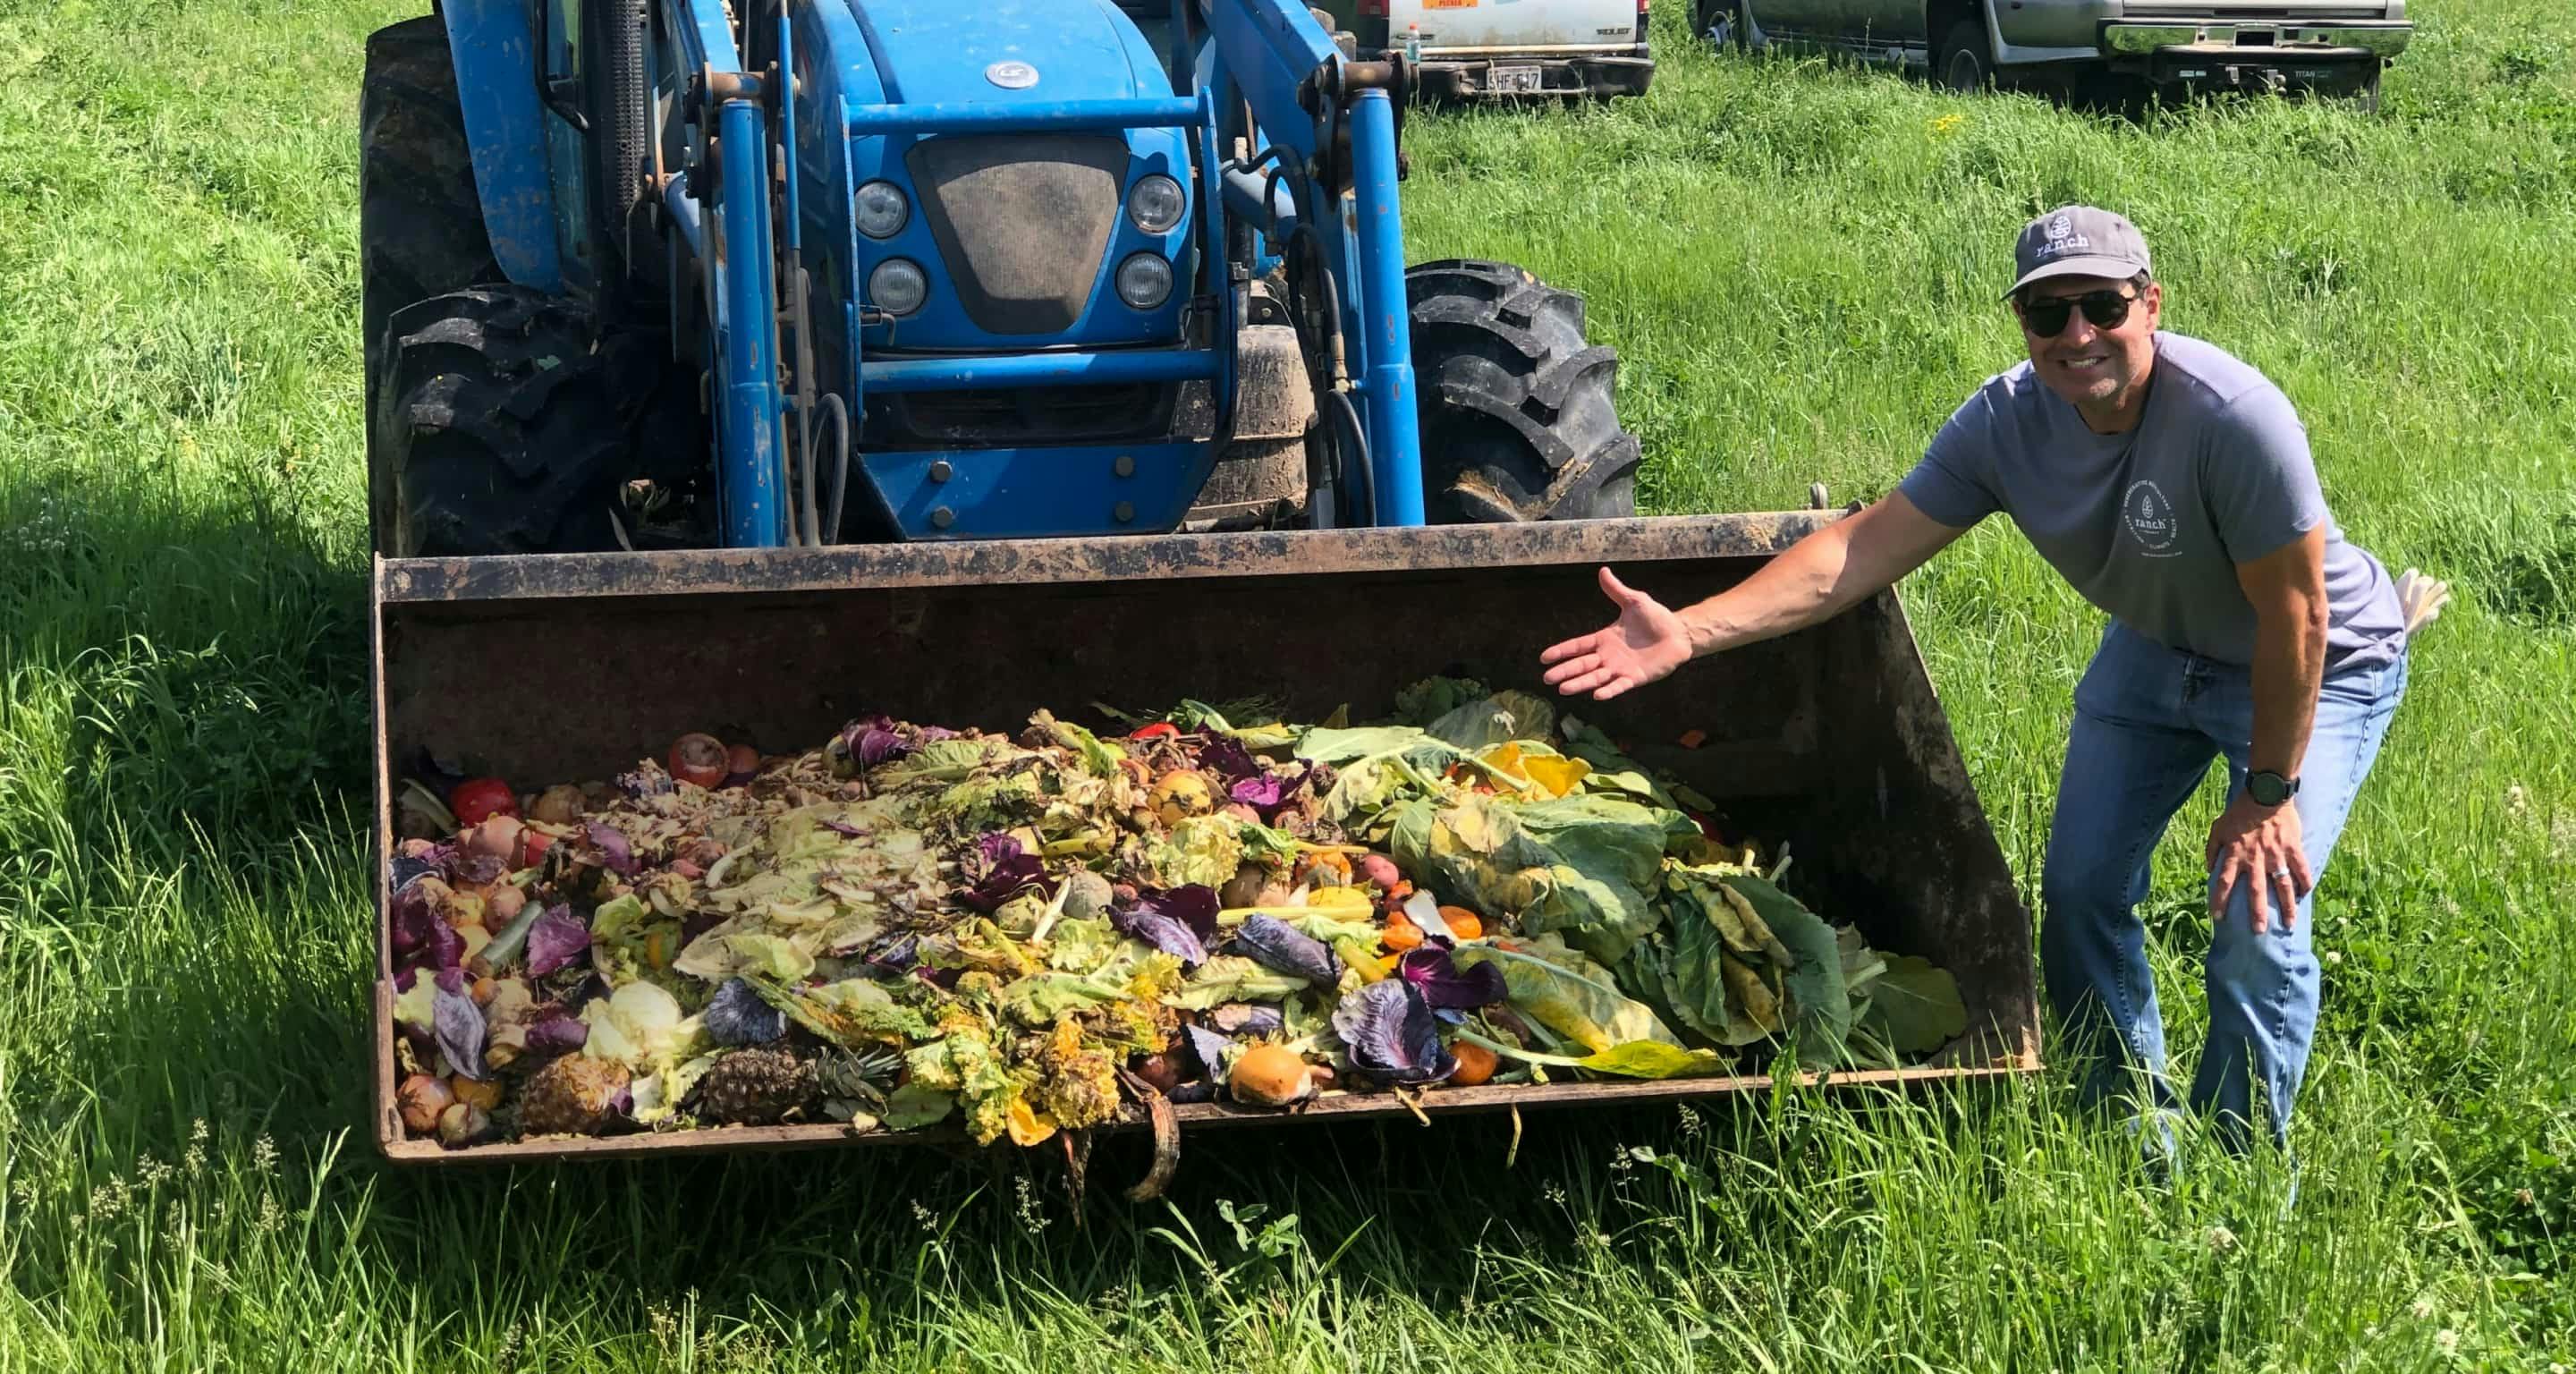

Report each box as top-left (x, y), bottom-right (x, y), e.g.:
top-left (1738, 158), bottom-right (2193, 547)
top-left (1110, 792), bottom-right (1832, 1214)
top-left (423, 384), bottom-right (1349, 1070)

top-left (906, 135), bottom-right (1125, 335)
top-left (865, 381), bottom-right (1176, 448)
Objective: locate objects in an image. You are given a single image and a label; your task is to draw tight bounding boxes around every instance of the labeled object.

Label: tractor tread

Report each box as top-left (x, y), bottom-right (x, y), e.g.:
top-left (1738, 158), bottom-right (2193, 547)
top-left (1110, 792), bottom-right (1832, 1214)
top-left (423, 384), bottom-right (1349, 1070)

top-left (360, 13), bottom-right (506, 555)
top-left (372, 286), bottom-right (661, 557)
top-left (1405, 259), bottom-right (1640, 524)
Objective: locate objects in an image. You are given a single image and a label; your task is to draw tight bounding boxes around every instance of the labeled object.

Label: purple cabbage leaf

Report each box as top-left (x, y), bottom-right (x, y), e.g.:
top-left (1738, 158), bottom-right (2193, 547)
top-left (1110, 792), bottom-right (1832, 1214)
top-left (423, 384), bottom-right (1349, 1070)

top-left (432, 970), bottom-right (490, 1081)
top-left (524, 905), bottom-right (592, 979)
top-left (1330, 980), bottom-right (1455, 1085)
top-left (1110, 886), bottom-right (1221, 967)
top-left (1231, 914), bottom-right (1343, 984)
top-left (957, 831), bottom-right (1055, 913)
top-left (582, 821), bottom-right (640, 877)
top-left (1396, 946), bottom-right (1509, 1010)
top-left (521, 1014), bottom-right (589, 1057)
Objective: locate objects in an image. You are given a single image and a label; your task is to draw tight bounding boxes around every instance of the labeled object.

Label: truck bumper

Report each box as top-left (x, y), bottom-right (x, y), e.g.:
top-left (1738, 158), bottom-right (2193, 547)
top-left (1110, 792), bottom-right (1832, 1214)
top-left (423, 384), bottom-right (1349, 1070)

top-left (2100, 19), bottom-right (2410, 86)
top-left (1413, 53), bottom-right (1655, 100)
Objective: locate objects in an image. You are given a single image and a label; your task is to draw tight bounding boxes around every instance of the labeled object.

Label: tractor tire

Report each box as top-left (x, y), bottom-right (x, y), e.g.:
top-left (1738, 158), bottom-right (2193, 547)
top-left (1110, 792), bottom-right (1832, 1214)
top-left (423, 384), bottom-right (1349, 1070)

top-left (371, 286), bottom-right (663, 557)
top-left (360, 15), bottom-right (501, 390)
top-left (360, 13), bottom-right (504, 556)
top-left (1405, 259), bottom-right (1641, 523)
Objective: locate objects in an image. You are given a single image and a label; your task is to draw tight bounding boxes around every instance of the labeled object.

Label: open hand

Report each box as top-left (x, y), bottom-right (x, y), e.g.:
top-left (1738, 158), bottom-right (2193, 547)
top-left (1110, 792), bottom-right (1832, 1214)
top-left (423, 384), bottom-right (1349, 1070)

top-left (1539, 567), bottom-right (1692, 701)
top-left (2206, 793), bottom-right (2310, 934)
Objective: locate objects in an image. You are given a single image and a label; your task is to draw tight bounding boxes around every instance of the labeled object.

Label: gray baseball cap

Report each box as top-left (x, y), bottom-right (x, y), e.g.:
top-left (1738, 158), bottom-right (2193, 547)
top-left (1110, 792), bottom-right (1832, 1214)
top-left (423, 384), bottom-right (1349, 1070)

top-left (2004, 205), bottom-right (2153, 299)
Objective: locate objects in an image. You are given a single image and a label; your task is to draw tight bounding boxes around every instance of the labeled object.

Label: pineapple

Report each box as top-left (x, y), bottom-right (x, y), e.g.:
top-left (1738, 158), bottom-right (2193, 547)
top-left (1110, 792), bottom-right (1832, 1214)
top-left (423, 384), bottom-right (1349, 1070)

top-left (517, 1056), bottom-right (631, 1137)
top-left (694, 1047), bottom-right (816, 1125)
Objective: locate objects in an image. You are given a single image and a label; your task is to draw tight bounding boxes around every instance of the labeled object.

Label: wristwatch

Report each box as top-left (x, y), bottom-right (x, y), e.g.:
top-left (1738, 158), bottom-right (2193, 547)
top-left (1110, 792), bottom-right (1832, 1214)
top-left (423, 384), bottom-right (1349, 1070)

top-left (2247, 770), bottom-right (2300, 807)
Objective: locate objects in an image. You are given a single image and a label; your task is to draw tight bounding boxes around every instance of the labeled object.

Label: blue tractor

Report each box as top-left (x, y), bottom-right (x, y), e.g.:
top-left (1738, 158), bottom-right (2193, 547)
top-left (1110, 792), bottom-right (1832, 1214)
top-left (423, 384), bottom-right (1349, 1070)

top-left (360, 0), bottom-right (1643, 556)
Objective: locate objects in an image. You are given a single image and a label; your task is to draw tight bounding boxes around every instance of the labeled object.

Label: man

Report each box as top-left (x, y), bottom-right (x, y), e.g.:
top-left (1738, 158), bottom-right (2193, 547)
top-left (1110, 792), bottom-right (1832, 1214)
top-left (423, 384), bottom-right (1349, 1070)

top-left (1539, 206), bottom-right (2435, 1156)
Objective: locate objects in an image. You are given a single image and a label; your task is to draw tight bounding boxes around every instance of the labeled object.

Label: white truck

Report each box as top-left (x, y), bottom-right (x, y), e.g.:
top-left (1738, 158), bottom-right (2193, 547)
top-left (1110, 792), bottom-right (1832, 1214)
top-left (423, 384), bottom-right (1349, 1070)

top-left (1702, 0), bottom-right (2410, 107)
top-left (1348, 0), bottom-right (1657, 99)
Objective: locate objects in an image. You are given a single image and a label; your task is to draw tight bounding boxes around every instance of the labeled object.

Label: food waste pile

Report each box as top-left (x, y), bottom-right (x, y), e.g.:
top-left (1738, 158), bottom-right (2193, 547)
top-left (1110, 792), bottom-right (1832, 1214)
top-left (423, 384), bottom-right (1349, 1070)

top-left (387, 682), bottom-right (1968, 1158)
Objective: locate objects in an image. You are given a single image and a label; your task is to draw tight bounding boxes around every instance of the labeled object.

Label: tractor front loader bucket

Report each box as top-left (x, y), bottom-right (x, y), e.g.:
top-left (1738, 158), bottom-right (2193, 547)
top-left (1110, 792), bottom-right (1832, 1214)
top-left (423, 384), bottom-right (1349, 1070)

top-left (370, 513), bottom-right (2039, 1163)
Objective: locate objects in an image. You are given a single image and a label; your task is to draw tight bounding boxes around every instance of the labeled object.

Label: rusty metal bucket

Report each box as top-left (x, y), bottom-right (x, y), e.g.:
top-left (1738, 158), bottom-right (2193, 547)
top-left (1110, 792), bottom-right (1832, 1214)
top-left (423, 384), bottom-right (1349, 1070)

top-left (369, 512), bottom-right (2040, 1164)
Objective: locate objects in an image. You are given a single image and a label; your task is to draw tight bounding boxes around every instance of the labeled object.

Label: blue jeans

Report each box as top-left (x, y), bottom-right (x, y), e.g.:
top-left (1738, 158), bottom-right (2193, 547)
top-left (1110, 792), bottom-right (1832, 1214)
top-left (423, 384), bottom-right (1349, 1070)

top-left (2041, 621), bottom-right (2408, 1155)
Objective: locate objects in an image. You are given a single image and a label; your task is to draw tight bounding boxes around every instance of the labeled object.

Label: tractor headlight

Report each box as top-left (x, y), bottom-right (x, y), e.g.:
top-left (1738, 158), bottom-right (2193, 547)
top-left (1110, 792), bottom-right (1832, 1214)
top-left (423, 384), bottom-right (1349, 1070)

top-left (1125, 174), bottom-right (1186, 234)
top-left (1114, 253), bottom-right (1173, 310)
top-left (854, 181), bottom-right (911, 239)
top-left (869, 258), bottom-right (929, 316)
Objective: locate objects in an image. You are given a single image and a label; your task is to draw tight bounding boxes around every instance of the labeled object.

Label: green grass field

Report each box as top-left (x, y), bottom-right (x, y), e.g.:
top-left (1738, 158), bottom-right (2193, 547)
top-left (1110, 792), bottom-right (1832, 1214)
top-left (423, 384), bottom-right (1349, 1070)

top-left (3, 0), bottom-right (2573, 1366)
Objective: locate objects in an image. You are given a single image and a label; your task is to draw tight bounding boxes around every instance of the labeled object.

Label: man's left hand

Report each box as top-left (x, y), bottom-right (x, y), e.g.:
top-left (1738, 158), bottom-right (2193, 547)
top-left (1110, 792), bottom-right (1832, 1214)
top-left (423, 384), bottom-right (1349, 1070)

top-left (2206, 794), bottom-right (2309, 934)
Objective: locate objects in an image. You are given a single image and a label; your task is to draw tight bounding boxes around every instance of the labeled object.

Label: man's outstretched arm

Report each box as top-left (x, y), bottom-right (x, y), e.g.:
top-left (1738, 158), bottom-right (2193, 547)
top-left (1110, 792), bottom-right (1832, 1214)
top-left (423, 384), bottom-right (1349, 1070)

top-left (1540, 492), bottom-right (1970, 700)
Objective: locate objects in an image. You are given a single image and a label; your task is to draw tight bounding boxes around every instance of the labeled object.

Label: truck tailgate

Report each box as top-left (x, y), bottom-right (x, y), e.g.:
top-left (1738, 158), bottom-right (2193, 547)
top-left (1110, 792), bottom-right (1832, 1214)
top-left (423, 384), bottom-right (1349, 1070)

top-left (1390, 0), bottom-right (1641, 55)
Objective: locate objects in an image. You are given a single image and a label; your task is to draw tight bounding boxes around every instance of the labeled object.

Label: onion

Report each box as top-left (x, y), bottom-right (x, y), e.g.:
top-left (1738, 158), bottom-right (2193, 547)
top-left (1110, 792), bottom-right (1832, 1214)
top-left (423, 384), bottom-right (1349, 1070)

top-left (1131, 1050), bottom-right (1185, 1095)
top-left (530, 784), bottom-right (587, 826)
top-left (485, 885), bottom-right (527, 927)
top-left (436, 1101), bottom-right (493, 1148)
top-left (466, 815), bottom-right (523, 863)
top-left (398, 1073), bottom-right (454, 1135)
top-left (1220, 861), bottom-right (1267, 911)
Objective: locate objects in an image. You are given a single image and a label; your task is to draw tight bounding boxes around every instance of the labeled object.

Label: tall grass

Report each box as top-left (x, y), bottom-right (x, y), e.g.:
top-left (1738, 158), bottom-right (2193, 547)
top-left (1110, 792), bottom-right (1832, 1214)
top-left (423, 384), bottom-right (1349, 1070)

top-left (2, 0), bottom-right (2572, 1367)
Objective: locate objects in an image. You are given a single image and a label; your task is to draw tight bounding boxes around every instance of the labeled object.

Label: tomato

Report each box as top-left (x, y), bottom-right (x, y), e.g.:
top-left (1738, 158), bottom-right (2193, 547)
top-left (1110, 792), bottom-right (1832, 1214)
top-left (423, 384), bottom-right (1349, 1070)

top-left (667, 733), bottom-right (728, 788)
top-left (449, 776), bottom-right (519, 827)
top-left (1128, 722), bottom-right (1181, 740)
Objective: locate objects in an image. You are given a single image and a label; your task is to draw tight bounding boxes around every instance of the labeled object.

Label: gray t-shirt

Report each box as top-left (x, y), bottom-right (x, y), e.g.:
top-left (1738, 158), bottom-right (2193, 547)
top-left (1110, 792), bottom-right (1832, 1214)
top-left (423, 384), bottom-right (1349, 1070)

top-left (1899, 331), bottom-right (2406, 671)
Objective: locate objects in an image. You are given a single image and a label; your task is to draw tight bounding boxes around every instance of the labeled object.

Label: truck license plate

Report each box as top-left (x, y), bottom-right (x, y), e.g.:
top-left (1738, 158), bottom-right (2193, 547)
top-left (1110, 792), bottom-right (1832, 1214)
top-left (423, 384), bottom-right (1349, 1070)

top-left (1491, 63), bottom-right (1542, 92)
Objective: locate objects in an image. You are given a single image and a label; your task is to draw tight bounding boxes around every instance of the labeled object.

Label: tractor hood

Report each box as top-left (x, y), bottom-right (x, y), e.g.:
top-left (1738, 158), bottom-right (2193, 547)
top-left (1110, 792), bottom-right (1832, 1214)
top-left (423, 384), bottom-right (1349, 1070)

top-left (844, 0), bottom-right (1168, 106)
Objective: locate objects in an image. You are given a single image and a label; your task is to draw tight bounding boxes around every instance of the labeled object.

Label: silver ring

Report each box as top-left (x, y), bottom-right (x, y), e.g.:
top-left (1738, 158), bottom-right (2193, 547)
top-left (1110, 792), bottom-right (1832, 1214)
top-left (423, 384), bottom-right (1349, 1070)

top-left (2273, 869), bottom-right (2292, 878)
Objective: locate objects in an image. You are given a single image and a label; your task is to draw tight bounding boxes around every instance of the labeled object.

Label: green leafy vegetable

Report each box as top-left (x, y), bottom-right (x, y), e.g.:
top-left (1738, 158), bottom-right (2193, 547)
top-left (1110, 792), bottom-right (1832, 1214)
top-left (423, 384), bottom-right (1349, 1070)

top-left (1856, 954), bottom-right (1969, 1056)
top-left (1397, 793), bottom-right (1684, 964)
top-left (1723, 876), bottom-right (1851, 1067)
top-left (1453, 932), bottom-right (1680, 1054)
top-left (1031, 709), bottom-right (1127, 776)
top-left (1421, 689), bottom-right (1556, 751)
top-left (1147, 816), bottom-right (1244, 890)
top-left (1165, 954), bottom-right (1310, 1010)
top-left (996, 971), bottom-right (1127, 1027)
top-left (882, 1082), bottom-right (955, 1130)
top-left (1391, 675), bottom-right (1491, 726)
top-left (1294, 725), bottom-right (1436, 765)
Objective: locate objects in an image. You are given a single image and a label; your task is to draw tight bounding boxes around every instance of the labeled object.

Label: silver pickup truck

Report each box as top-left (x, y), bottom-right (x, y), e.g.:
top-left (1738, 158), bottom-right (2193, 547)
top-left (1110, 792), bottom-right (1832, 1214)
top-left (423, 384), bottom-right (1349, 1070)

top-left (1704, 0), bottom-right (2411, 106)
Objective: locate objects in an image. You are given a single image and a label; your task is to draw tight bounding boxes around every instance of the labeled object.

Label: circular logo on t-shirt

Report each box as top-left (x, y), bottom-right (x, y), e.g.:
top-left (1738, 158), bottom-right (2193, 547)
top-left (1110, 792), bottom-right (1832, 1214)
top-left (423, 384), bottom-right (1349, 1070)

top-left (2123, 479), bottom-right (2182, 557)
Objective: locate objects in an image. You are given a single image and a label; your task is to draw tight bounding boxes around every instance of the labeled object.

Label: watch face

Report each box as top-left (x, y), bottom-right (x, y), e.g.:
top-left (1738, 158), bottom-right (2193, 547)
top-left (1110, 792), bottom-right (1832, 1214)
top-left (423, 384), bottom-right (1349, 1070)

top-left (2250, 772), bottom-right (2293, 805)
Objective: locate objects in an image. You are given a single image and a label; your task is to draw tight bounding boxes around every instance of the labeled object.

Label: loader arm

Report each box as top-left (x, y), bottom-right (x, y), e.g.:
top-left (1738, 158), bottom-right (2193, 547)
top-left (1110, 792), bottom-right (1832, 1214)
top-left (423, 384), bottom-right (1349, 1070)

top-left (1200, 0), bottom-right (1428, 523)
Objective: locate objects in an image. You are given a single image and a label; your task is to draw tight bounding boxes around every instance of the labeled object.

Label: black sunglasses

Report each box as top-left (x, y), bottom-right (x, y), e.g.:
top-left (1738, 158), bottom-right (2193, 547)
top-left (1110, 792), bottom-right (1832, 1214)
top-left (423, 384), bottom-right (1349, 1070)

top-left (2016, 290), bottom-right (2137, 336)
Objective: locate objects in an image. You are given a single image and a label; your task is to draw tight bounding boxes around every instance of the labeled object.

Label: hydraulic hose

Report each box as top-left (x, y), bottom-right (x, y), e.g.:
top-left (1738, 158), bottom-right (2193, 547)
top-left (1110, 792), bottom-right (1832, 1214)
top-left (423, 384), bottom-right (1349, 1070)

top-left (816, 392), bottom-right (852, 544)
top-left (1326, 389), bottom-right (1372, 527)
